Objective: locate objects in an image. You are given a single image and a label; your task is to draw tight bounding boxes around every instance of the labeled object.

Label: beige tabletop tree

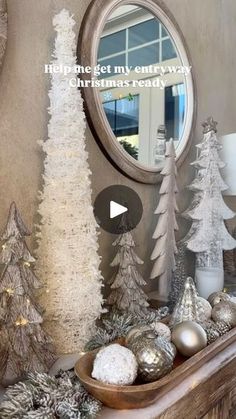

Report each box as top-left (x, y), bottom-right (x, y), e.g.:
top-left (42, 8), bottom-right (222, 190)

top-left (150, 139), bottom-right (179, 302)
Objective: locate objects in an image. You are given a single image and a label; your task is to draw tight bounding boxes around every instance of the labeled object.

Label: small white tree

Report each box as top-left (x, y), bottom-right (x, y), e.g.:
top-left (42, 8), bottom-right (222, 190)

top-left (187, 118), bottom-right (236, 269)
top-left (150, 139), bottom-right (179, 301)
top-left (35, 10), bottom-right (104, 353)
top-left (107, 227), bottom-right (149, 316)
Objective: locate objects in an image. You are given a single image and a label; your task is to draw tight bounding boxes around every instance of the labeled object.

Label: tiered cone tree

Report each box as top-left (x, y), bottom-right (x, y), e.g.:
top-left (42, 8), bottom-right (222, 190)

top-left (150, 139), bottom-right (179, 301)
top-left (170, 277), bottom-right (203, 327)
top-left (186, 118), bottom-right (236, 269)
top-left (0, 202), bottom-right (55, 386)
top-left (35, 10), bottom-right (104, 353)
top-left (107, 218), bottom-right (149, 317)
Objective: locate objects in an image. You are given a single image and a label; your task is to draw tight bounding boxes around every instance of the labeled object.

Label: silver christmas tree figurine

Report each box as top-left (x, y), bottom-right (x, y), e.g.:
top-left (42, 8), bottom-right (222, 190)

top-left (107, 216), bottom-right (149, 317)
top-left (0, 202), bottom-right (55, 386)
top-left (170, 277), bottom-right (203, 327)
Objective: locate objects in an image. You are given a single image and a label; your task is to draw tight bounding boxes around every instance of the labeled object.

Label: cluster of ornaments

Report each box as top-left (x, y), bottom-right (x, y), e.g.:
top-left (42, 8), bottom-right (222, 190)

top-left (91, 279), bottom-right (236, 387)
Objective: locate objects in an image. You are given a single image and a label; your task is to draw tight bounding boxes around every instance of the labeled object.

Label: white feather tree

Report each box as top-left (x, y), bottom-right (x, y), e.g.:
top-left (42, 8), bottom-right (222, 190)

top-left (150, 139), bottom-right (179, 301)
top-left (35, 9), bottom-right (104, 354)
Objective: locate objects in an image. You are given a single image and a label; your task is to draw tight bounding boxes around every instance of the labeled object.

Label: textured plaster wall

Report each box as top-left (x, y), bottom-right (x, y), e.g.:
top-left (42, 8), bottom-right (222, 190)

top-left (0, 0), bottom-right (235, 295)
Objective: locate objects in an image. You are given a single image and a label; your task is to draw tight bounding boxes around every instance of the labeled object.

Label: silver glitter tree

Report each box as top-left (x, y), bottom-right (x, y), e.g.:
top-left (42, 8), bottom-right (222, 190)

top-left (0, 202), bottom-right (55, 386)
top-left (170, 277), bottom-right (203, 327)
top-left (107, 225), bottom-right (149, 316)
top-left (186, 118), bottom-right (236, 269)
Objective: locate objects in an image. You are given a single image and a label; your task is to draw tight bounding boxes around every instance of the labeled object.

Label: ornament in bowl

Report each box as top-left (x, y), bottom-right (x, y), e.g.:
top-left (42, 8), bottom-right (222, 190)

top-left (92, 343), bottom-right (138, 385)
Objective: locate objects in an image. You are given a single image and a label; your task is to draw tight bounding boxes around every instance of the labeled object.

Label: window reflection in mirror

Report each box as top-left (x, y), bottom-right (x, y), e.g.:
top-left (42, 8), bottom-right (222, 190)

top-left (98, 5), bottom-right (187, 168)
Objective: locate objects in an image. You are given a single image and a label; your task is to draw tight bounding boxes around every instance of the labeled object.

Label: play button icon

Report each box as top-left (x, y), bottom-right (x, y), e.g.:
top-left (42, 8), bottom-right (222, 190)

top-left (94, 185), bottom-right (143, 234)
top-left (110, 201), bottom-right (128, 219)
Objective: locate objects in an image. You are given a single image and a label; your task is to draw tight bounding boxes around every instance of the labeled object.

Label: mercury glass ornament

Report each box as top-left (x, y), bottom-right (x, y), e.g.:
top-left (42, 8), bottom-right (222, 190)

top-left (208, 291), bottom-right (231, 307)
top-left (130, 332), bottom-right (175, 382)
top-left (125, 325), bottom-right (152, 347)
top-left (172, 321), bottom-right (207, 357)
top-left (211, 301), bottom-right (236, 327)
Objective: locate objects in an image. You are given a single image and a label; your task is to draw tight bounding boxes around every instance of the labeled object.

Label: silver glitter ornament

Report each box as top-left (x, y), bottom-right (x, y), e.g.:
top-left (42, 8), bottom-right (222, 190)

top-left (208, 291), bottom-right (231, 307)
top-left (172, 321), bottom-right (207, 357)
top-left (211, 301), bottom-right (236, 327)
top-left (197, 297), bottom-right (212, 322)
top-left (205, 328), bottom-right (220, 344)
top-left (130, 332), bottom-right (175, 382)
top-left (214, 321), bottom-right (231, 336)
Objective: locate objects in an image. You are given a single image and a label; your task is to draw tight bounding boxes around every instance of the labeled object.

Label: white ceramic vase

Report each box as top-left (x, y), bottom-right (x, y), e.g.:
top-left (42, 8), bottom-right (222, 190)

top-left (195, 267), bottom-right (224, 299)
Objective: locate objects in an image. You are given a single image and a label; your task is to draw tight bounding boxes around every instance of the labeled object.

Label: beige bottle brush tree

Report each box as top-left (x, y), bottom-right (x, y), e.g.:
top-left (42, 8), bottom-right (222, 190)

top-left (150, 139), bottom-right (179, 302)
top-left (0, 202), bottom-right (55, 386)
top-left (35, 9), bottom-right (104, 353)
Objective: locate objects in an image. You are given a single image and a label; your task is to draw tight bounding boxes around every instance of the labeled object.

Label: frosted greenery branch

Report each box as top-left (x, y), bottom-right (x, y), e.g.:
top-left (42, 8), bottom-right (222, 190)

top-left (0, 371), bottom-right (102, 419)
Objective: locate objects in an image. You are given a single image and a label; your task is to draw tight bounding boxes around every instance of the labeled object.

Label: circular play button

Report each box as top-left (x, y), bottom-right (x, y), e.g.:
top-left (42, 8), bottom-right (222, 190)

top-left (94, 185), bottom-right (143, 234)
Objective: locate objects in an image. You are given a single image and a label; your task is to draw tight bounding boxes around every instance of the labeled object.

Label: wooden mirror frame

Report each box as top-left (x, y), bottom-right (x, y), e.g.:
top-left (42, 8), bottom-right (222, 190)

top-left (77, 0), bottom-right (196, 184)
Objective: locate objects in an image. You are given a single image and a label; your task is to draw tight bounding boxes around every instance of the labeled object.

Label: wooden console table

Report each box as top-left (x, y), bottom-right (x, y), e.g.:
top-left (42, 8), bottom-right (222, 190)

top-left (101, 339), bottom-right (236, 418)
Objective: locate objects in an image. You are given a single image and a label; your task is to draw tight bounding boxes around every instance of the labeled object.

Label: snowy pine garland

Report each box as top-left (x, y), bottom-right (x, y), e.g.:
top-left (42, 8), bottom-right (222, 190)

top-left (0, 371), bottom-right (101, 419)
top-left (35, 9), bottom-right (104, 353)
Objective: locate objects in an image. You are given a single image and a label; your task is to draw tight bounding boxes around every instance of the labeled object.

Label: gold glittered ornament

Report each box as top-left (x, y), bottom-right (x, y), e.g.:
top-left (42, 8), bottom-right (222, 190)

top-left (129, 331), bottom-right (176, 382)
top-left (211, 301), bottom-right (236, 327)
top-left (172, 321), bottom-right (207, 357)
top-left (208, 291), bottom-right (231, 307)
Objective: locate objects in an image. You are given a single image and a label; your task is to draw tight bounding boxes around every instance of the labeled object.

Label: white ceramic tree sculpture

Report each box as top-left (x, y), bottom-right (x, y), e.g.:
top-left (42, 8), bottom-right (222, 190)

top-left (186, 118), bottom-right (236, 297)
top-left (150, 139), bottom-right (179, 301)
top-left (107, 227), bottom-right (149, 317)
top-left (35, 9), bottom-right (104, 353)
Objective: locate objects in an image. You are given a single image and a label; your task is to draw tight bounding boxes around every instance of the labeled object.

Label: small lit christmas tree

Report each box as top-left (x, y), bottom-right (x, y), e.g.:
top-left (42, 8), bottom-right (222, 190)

top-left (0, 202), bottom-right (54, 386)
top-left (150, 139), bottom-right (179, 301)
top-left (107, 218), bottom-right (149, 316)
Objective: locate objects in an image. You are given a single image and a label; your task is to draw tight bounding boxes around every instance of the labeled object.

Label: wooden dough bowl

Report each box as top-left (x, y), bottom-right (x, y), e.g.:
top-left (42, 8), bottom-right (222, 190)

top-left (75, 328), bottom-right (236, 409)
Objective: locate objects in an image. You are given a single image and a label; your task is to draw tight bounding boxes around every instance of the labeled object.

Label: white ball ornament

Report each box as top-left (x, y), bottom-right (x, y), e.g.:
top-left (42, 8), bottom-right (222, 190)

top-left (150, 322), bottom-right (171, 341)
top-left (92, 344), bottom-right (138, 385)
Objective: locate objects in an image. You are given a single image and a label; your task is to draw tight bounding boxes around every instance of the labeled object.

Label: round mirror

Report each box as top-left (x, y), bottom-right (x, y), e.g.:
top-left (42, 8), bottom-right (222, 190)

top-left (78, 0), bottom-right (195, 183)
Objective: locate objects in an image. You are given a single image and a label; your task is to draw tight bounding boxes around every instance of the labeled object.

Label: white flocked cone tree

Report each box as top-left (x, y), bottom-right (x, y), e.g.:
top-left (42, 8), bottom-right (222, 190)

top-left (35, 9), bottom-right (104, 353)
top-left (150, 139), bottom-right (179, 302)
top-left (186, 118), bottom-right (236, 297)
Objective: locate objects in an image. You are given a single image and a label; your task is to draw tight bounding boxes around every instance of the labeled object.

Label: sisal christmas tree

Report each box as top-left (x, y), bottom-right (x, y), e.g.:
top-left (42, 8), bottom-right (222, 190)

top-left (170, 277), bottom-right (203, 327)
top-left (107, 217), bottom-right (149, 317)
top-left (35, 9), bottom-right (104, 353)
top-left (0, 202), bottom-right (55, 386)
top-left (186, 118), bottom-right (236, 270)
top-left (150, 139), bottom-right (179, 301)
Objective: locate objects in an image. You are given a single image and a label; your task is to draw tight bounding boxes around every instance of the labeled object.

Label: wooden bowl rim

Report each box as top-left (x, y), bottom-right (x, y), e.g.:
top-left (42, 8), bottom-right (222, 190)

top-left (75, 328), bottom-right (236, 392)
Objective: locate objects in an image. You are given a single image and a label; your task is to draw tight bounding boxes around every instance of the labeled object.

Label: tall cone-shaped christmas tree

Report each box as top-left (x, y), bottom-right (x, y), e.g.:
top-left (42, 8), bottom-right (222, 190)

top-left (107, 216), bottom-right (149, 317)
top-left (150, 139), bottom-right (179, 301)
top-left (0, 202), bottom-right (54, 386)
top-left (186, 119), bottom-right (236, 269)
top-left (35, 10), bottom-right (103, 353)
top-left (170, 277), bottom-right (203, 327)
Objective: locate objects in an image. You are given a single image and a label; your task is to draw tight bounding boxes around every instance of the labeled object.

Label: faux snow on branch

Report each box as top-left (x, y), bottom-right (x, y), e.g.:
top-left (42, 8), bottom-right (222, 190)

top-left (150, 139), bottom-right (179, 301)
top-left (35, 9), bottom-right (104, 353)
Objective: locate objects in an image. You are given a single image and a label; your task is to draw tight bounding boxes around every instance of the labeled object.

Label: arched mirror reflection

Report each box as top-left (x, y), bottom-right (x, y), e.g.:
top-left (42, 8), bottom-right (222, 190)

top-left (98, 5), bottom-right (187, 168)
